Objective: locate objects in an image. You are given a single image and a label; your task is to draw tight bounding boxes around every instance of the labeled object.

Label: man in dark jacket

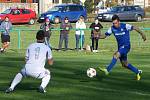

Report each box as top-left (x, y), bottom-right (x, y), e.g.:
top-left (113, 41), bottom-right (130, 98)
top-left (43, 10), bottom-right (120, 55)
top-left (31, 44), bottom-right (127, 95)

top-left (58, 17), bottom-right (72, 51)
top-left (40, 18), bottom-right (53, 49)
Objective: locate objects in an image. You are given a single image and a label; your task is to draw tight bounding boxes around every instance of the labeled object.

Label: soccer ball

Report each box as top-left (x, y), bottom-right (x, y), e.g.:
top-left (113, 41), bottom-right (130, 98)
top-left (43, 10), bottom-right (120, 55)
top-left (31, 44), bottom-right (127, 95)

top-left (87, 68), bottom-right (96, 78)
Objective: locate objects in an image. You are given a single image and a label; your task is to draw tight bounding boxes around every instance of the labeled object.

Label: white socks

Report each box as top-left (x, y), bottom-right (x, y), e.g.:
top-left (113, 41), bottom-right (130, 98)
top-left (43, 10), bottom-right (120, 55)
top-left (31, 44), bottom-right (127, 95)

top-left (10, 73), bottom-right (23, 90)
top-left (40, 75), bottom-right (50, 89)
top-left (9, 73), bottom-right (50, 90)
top-left (0, 48), bottom-right (4, 51)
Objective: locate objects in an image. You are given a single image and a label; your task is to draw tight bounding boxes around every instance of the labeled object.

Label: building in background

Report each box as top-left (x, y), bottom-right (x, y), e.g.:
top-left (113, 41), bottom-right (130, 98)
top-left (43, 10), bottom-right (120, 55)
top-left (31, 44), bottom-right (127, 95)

top-left (94, 0), bottom-right (150, 8)
top-left (133, 0), bottom-right (150, 8)
top-left (39, 0), bottom-right (62, 14)
top-left (0, 0), bottom-right (35, 3)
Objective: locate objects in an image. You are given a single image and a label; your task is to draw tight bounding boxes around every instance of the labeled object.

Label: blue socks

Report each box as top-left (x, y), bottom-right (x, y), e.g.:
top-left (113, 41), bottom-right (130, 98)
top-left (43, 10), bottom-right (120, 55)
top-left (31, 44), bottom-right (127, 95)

top-left (127, 64), bottom-right (139, 74)
top-left (107, 57), bottom-right (117, 72)
top-left (106, 57), bottom-right (139, 74)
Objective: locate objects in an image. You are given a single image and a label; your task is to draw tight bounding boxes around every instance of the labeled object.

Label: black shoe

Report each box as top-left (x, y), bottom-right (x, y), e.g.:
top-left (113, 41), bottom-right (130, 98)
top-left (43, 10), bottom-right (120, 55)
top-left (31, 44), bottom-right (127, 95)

top-left (38, 86), bottom-right (46, 93)
top-left (5, 88), bottom-right (13, 93)
top-left (64, 48), bottom-right (68, 51)
top-left (0, 49), bottom-right (5, 53)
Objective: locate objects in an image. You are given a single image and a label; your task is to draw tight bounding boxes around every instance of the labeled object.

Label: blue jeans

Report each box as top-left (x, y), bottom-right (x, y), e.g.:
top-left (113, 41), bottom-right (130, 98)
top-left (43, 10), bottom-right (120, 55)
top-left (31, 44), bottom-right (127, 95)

top-left (75, 34), bottom-right (84, 49)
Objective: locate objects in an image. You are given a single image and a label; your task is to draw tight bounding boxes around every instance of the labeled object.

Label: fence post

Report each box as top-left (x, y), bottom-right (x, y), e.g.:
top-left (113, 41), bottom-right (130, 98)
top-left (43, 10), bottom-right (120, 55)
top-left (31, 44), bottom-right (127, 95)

top-left (138, 34), bottom-right (141, 47)
top-left (18, 30), bottom-right (21, 49)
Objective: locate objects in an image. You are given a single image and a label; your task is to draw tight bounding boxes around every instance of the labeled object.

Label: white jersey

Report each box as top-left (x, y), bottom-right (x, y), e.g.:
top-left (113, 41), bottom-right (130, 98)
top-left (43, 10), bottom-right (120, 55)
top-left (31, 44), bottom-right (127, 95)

top-left (25, 42), bottom-right (52, 72)
top-left (75, 21), bottom-right (86, 35)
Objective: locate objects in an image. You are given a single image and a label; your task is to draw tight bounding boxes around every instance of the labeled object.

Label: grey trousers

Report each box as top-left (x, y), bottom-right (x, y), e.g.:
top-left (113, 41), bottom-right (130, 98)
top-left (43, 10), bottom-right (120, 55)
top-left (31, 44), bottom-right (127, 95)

top-left (58, 34), bottom-right (69, 50)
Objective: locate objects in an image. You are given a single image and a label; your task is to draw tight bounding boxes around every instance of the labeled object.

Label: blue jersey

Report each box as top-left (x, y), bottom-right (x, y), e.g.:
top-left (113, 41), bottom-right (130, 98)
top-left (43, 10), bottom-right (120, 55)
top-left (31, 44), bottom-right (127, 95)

top-left (105, 23), bottom-right (133, 49)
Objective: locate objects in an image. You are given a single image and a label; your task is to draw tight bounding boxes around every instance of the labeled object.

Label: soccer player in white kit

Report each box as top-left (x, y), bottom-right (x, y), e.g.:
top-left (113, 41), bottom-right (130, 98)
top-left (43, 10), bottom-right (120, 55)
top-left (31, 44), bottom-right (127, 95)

top-left (5, 30), bottom-right (53, 93)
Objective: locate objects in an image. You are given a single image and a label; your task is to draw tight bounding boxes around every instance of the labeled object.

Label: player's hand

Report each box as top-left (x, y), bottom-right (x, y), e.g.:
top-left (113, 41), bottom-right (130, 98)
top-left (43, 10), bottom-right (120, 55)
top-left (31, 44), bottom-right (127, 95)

top-left (142, 34), bottom-right (146, 41)
top-left (66, 27), bottom-right (69, 30)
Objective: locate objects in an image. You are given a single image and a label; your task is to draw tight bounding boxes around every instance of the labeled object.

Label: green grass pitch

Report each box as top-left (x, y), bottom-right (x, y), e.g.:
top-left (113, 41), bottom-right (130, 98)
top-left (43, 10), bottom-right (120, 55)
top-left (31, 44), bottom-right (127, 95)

top-left (0, 22), bottom-right (150, 100)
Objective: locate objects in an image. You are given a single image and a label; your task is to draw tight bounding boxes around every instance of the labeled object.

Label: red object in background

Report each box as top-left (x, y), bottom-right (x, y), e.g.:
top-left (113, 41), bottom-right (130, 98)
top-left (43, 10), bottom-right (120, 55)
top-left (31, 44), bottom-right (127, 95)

top-left (0, 8), bottom-right (36, 25)
top-left (0, 0), bottom-right (33, 3)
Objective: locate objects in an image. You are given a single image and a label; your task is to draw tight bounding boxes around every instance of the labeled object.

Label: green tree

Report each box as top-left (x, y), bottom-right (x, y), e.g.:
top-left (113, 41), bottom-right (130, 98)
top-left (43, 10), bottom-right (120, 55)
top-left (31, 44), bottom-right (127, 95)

top-left (62, 0), bottom-right (80, 3)
top-left (85, 0), bottom-right (94, 13)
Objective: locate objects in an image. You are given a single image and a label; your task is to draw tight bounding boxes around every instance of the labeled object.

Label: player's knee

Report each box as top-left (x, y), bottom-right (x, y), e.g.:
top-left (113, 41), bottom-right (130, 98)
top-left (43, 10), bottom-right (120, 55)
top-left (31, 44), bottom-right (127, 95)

top-left (45, 69), bottom-right (50, 75)
top-left (20, 68), bottom-right (27, 77)
top-left (122, 63), bottom-right (128, 68)
top-left (113, 55), bottom-right (117, 59)
top-left (113, 53), bottom-right (120, 59)
top-left (43, 70), bottom-right (51, 80)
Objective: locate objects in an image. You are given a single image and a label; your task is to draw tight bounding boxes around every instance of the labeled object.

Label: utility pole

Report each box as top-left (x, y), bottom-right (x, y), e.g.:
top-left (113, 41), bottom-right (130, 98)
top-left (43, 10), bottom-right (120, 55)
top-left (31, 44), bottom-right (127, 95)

top-left (144, 0), bottom-right (145, 8)
top-left (92, 0), bottom-right (95, 12)
top-left (59, 0), bottom-right (62, 4)
top-left (103, 0), bottom-right (106, 8)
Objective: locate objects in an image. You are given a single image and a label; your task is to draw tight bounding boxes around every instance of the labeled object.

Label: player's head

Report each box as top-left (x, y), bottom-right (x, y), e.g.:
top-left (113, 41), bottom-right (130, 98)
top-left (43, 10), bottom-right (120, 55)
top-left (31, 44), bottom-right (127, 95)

top-left (36, 30), bottom-right (45, 42)
top-left (112, 15), bottom-right (120, 28)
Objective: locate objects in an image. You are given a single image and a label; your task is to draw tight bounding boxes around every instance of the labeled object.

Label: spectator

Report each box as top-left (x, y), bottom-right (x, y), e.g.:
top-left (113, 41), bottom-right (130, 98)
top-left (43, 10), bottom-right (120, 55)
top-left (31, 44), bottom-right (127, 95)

top-left (40, 18), bottom-right (53, 49)
top-left (58, 17), bottom-right (72, 51)
top-left (90, 18), bottom-right (103, 52)
top-left (75, 16), bottom-right (86, 50)
top-left (0, 17), bottom-right (12, 53)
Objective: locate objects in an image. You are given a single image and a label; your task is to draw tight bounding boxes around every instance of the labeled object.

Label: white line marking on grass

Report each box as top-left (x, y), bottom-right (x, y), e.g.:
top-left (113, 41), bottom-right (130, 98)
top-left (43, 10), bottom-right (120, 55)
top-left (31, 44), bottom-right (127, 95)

top-left (98, 87), bottom-right (150, 96)
top-left (76, 85), bottom-right (150, 96)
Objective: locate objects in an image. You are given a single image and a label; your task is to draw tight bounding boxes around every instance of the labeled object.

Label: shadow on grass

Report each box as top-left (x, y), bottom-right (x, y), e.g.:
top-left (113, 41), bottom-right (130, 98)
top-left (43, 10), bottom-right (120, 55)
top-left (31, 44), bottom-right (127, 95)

top-left (0, 81), bottom-right (41, 93)
top-left (0, 56), bottom-right (24, 69)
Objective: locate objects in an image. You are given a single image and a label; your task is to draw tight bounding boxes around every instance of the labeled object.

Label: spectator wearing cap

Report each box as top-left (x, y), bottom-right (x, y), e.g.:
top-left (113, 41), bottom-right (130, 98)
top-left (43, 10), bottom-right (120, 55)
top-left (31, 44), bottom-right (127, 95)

top-left (58, 17), bottom-right (72, 51)
top-left (75, 16), bottom-right (86, 50)
top-left (0, 17), bottom-right (12, 53)
top-left (89, 18), bottom-right (103, 52)
top-left (40, 18), bottom-right (53, 49)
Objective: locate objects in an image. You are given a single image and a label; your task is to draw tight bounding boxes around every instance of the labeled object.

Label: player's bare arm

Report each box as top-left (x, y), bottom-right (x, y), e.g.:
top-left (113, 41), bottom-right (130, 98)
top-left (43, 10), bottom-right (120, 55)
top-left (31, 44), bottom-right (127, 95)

top-left (99, 34), bottom-right (107, 39)
top-left (133, 26), bottom-right (146, 41)
top-left (25, 56), bottom-right (29, 63)
top-left (48, 58), bottom-right (53, 65)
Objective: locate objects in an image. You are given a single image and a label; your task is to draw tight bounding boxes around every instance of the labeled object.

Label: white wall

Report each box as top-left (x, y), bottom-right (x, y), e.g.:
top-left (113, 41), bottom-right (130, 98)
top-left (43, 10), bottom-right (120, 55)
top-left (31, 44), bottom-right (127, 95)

top-left (134, 0), bottom-right (150, 8)
top-left (39, 0), bottom-right (62, 14)
top-left (0, 3), bottom-right (38, 14)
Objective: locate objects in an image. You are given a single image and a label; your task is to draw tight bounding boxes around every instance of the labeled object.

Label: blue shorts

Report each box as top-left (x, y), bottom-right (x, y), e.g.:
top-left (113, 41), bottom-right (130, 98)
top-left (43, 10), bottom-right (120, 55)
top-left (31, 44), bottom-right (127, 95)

top-left (118, 46), bottom-right (130, 61)
top-left (1, 34), bottom-right (10, 43)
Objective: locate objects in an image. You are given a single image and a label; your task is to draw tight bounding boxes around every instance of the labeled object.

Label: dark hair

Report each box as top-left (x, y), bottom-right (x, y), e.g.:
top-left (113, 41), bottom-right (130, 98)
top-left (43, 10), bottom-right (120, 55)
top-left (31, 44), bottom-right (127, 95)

top-left (79, 16), bottom-right (84, 19)
top-left (5, 16), bottom-right (9, 19)
top-left (64, 17), bottom-right (68, 20)
top-left (36, 30), bottom-right (45, 40)
top-left (112, 15), bottom-right (120, 21)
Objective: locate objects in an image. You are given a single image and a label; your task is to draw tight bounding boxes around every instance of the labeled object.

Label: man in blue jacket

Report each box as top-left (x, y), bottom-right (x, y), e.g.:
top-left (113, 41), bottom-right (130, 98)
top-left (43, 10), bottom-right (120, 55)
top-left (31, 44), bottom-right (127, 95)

top-left (0, 17), bottom-right (12, 53)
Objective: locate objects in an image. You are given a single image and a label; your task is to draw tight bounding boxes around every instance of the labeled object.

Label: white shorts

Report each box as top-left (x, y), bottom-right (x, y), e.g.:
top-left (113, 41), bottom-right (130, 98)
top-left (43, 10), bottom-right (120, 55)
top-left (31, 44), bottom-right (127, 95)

top-left (21, 68), bottom-right (50, 79)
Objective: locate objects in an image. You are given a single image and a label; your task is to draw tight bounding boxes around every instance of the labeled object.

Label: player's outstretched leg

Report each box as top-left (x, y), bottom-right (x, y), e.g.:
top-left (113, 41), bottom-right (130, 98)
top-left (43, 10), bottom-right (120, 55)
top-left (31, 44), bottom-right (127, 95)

top-left (38, 70), bottom-right (51, 93)
top-left (5, 73), bottom-right (23, 93)
top-left (99, 52), bottom-right (119, 75)
top-left (99, 57), bottom-right (117, 75)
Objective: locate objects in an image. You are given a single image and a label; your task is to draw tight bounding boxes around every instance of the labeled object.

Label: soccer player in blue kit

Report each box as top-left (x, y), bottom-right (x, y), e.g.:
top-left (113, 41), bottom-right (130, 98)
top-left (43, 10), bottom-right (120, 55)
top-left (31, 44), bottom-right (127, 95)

top-left (99, 15), bottom-right (146, 80)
